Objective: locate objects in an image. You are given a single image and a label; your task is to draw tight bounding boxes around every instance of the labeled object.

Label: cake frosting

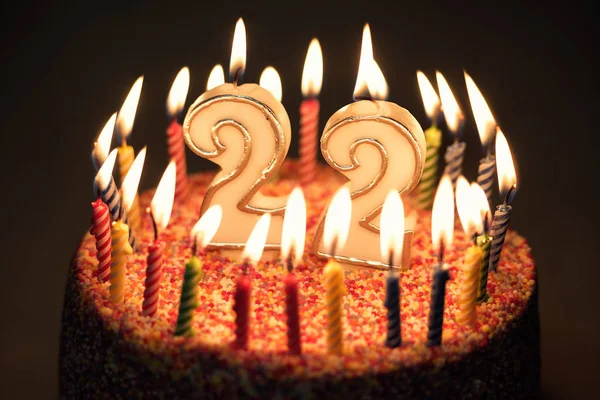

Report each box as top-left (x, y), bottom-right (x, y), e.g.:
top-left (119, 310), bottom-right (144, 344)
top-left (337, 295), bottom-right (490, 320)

top-left (60, 160), bottom-right (540, 399)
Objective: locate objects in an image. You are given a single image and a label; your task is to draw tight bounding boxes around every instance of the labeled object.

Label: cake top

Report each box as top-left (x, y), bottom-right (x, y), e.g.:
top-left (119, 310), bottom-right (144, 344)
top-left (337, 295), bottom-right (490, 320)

top-left (73, 161), bottom-right (535, 380)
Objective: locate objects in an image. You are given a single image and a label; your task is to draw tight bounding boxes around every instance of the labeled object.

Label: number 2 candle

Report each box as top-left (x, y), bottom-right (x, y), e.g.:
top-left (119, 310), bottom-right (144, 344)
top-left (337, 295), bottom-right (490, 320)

top-left (183, 18), bottom-right (292, 258)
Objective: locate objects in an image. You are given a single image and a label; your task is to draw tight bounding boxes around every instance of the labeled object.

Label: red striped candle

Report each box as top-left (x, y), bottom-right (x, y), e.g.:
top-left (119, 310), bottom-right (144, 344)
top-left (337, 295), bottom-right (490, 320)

top-left (90, 197), bottom-right (111, 282)
top-left (167, 119), bottom-right (188, 202)
top-left (284, 271), bottom-right (301, 354)
top-left (232, 271), bottom-right (251, 349)
top-left (142, 240), bottom-right (165, 316)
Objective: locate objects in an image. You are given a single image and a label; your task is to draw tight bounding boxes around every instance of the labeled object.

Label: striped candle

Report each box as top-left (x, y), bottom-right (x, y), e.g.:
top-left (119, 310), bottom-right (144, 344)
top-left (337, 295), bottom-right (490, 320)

top-left (232, 271), bottom-right (251, 350)
top-left (476, 232), bottom-right (492, 303)
top-left (427, 265), bottom-right (450, 347)
top-left (443, 141), bottom-right (467, 187)
top-left (489, 205), bottom-right (512, 272)
top-left (458, 246), bottom-right (482, 326)
top-left (127, 194), bottom-right (142, 233)
top-left (90, 197), bottom-right (112, 283)
top-left (118, 145), bottom-right (134, 184)
top-left (284, 270), bottom-right (302, 355)
top-left (416, 126), bottom-right (442, 209)
top-left (174, 255), bottom-right (203, 336)
top-left (99, 175), bottom-right (122, 222)
top-left (324, 258), bottom-right (345, 355)
top-left (109, 221), bottom-right (133, 304)
top-left (167, 119), bottom-right (188, 202)
top-left (384, 271), bottom-right (401, 348)
top-left (142, 241), bottom-right (166, 316)
top-left (299, 98), bottom-right (319, 186)
top-left (477, 155), bottom-right (496, 204)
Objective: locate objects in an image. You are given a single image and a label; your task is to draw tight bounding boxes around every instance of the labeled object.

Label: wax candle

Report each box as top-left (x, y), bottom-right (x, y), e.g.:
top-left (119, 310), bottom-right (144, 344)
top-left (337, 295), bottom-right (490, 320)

top-left (121, 147), bottom-right (146, 238)
top-left (167, 67), bottom-right (191, 203)
top-left (321, 187), bottom-right (351, 354)
top-left (91, 113), bottom-right (116, 171)
top-left (233, 213), bottom-right (271, 349)
top-left (95, 149), bottom-right (137, 251)
top-left (489, 130), bottom-right (517, 272)
top-left (90, 197), bottom-right (111, 282)
top-left (415, 71), bottom-right (442, 209)
top-left (471, 183), bottom-right (493, 303)
top-left (175, 205), bottom-right (222, 336)
top-left (427, 176), bottom-right (454, 346)
top-left (437, 72), bottom-right (466, 187)
top-left (109, 220), bottom-right (133, 304)
top-left (280, 187), bottom-right (306, 354)
top-left (380, 190), bottom-right (405, 347)
top-left (142, 162), bottom-right (176, 317)
top-left (299, 38), bottom-right (323, 186)
top-left (465, 72), bottom-right (498, 204)
top-left (458, 246), bottom-right (482, 326)
top-left (313, 25), bottom-right (425, 269)
top-left (184, 19), bottom-right (292, 257)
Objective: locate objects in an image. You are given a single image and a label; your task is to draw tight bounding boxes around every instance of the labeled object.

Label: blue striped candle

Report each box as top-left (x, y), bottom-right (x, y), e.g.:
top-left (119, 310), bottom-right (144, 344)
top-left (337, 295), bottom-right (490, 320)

top-left (443, 141), bottom-right (466, 187)
top-left (384, 271), bottom-right (401, 348)
top-left (477, 155), bottom-right (496, 205)
top-left (489, 204), bottom-right (512, 272)
top-left (427, 264), bottom-right (450, 347)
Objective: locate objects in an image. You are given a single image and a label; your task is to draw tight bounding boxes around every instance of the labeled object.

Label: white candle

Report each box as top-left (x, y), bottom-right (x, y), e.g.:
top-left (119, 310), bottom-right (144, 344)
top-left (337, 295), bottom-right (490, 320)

top-left (312, 24), bottom-right (425, 269)
top-left (183, 19), bottom-right (291, 259)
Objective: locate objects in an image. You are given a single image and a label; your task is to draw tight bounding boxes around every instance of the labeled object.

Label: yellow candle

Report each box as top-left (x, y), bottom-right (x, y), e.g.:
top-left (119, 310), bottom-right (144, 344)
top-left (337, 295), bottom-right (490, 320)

top-left (458, 245), bottom-right (482, 326)
top-left (118, 145), bottom-right (141, 232)
top-left (110, 220), bottom-right (133, 304)
top-left (324, 258), bottom-right (345, 354)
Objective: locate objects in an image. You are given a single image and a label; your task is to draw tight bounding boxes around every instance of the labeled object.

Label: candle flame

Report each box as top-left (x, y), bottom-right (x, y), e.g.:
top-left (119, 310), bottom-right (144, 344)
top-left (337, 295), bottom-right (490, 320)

top-left (96, 148), bottom-right (118, 190)
top-left (281, 187), bottom-right (306, 266)
top-left (301, 38), bottom-right (323, 97)
top-left (259, 66), bottom-right (282, 102)
top-left (455, 176), bottom-right (481, 236)
top-left (323, 186), bottom-right (352, 254)
top-left (229, 18), bottom-right (246, 82)
top-left (116, 76), bottom-right (143, 140)
top-left (431, 175), bottom-right (454, 252)
top-left (436, 71), bottom-right (462, 134)
top-left (207, 64), bottom-right (225, 90)
top-left (191, 205), bottom-right (223, 250)
top-left (471, 183), bottom-right (491, 232)
top-left (167, 67), bottom-right (190, 117)
top-left (380, 190), bottom-right (405, 267)
top-left (416, 71), bottom-right (440, 120)
top-left (464, 72), bottom-right (496, 148)
top-left (94, 113), bottom-right (116, 165)
top-left (242, 213), bottom-right (271, 264)
top-left (121, 147), bottom-right (146, 212)
top-left (495, 129), bottom-right (517, 202)
top-left (353, 24), bottom-right (375, 100)
top-left (369, 60), bottom-right (388, 100)
top-left (150, 161), bottom-right (176, 231)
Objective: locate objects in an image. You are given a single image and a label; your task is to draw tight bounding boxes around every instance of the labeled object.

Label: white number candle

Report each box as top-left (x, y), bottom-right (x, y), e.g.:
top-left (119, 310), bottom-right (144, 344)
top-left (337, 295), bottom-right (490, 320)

top-left (312, 24), bottom-right (425, 270)
top-left (183, 19), bottom-right (291, 259)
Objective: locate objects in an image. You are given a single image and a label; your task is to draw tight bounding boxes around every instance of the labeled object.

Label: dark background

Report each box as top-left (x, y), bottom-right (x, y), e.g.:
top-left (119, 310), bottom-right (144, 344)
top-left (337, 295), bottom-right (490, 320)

top-left (1, 1), bottom-right (597, 398)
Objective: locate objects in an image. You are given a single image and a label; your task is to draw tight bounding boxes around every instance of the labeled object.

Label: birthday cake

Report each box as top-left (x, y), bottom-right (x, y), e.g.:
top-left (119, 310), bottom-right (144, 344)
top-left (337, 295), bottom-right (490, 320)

top-left (59, 160), bottom-right (539, 399)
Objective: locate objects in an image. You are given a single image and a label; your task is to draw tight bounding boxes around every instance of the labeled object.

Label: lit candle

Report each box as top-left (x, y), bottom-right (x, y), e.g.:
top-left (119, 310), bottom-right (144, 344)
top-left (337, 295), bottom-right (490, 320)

top-left (121, 147), bottom-right (146, 238)
top-left (455, 176), bottom-right (483, 326)
top-left (175, 205), bottom-right (222, 336)
top-left (471, 183), bottom-right (493, 303)
top-left (437, 72), bottom-right (466, 187)
top-left (427, 175), bottom-right (454, 346)
top-left (380, 190), bottom-right (405, 348)
top-left (116, 76), bottom-right (143, 183)
top-left (90, 197), bottom-right (111, 282)
top-left (280, 187), bottom-right (307, 354)
top-left (184, 19), bottom-right (292, 258)
top-left (415, 71), bottom-right (442, 209)
top-left (233, 213), bottom-right (271, 349)
top-left (91, 113), bottom-right (116, 171)
top-left (313, 25), bottom-right (425, 269)
top-left (322, 187), bottom-right (351, 355)
top-left (489, 130), bottom-right (517, 272)
top-left (299, 38), bottom-right (323, 186)
top-left (142, 162), bottom-right (176, 317)
top-left (166, 67), bottom-right (191, 203)
top-left (109, 220), bottom-right (133, 304)
top-left (95, 149), bottom-right (136, 251)
top-left (465, 72), bottom-right (497, 204)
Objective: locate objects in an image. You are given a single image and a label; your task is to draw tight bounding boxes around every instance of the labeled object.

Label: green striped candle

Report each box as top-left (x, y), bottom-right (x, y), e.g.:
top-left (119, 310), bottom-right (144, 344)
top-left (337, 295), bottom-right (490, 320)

top-left (476, 232), bottom-right (492, 303)
top-left (416, 126), bottom-right (442, 209)
top-left (174, 256), bottom-right (203, 336)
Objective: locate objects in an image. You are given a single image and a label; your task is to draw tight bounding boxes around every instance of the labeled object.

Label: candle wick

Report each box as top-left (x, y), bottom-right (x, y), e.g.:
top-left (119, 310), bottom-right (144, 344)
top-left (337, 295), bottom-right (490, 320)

top-left (388, 249), bottom-right (395, 274)
top-left (504, 184), bottom-right (516, 206)
top-left (148, 207), bottom-right (158, 241)
top-left (483, 211), bottom-right (490, 234)
top-left (330, 237), bottom-right (339, 258)
top-left (242, 260), bottom-right (249, 276)
top-left (192, 233), bottom-right (199, 257)
top-left (232, 68), bottom-right (241, 87)
top-left (286, 253), bottom-right (293, 274)
top-left (471, 232), bottom-right (478, 246)
top-left (438, 237), bottom-right (445, 265)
